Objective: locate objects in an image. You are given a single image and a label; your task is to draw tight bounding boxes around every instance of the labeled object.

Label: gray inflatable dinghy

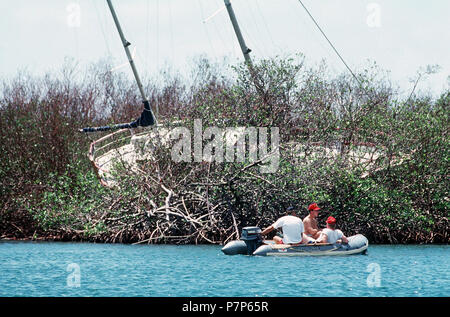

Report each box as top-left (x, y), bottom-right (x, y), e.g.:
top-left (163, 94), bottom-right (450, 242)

top-left (221, 226), bottom-right (368, 256)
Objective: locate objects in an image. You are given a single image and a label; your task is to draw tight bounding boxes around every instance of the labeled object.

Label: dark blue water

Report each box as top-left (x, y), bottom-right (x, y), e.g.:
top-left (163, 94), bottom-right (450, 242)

top-left (0, 241), bottom-right (448, 297)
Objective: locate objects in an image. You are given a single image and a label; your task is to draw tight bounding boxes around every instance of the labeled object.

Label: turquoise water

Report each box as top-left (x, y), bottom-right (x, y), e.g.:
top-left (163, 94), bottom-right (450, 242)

top-left (0, 241), bottom-right (448, 297)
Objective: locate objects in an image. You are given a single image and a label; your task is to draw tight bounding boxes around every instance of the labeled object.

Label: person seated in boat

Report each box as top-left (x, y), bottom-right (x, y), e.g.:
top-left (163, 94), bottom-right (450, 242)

top-left (315, 216), bottom-right (349, 244)
top-left (260, 206), bottom-right (312, 245)
top-left (303, 203), bottom-right (322, 239)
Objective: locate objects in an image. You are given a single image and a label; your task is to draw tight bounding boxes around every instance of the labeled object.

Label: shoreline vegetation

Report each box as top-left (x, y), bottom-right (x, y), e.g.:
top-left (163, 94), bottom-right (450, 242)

top-left (0, 55), bottom-right (448, 244)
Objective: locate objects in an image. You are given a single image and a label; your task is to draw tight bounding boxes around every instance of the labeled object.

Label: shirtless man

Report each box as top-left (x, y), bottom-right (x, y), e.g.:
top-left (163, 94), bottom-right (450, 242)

top-left (303, 203), bottom-right (322, 239)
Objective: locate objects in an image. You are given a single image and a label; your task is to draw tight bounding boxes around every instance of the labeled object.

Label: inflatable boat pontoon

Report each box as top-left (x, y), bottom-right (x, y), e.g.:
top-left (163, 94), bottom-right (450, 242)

top-left (222, 227), bottom-right (368, 256)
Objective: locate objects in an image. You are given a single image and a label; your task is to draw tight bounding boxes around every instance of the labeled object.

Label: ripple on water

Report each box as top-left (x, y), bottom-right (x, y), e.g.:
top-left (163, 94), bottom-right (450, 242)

top-left (0, 242), bottom-right (448, 297)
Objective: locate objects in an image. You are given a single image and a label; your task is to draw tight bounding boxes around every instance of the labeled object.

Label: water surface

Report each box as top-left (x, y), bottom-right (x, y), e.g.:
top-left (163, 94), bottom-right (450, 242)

top-left (0, 241), bottom-right (448, 297)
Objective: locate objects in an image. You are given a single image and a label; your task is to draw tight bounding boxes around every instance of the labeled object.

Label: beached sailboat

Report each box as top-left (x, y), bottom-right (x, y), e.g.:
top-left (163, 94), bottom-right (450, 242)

top-left (80, 0), bottom-right (256, 187)
top-left (80, 0), bottom-right (378, 187)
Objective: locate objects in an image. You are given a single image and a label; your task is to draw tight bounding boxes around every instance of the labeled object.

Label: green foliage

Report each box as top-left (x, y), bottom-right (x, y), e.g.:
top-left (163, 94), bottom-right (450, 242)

top-left (23, 169), bottom-right (107, 232)
top-left (0, 57), bottom-right (448, 243)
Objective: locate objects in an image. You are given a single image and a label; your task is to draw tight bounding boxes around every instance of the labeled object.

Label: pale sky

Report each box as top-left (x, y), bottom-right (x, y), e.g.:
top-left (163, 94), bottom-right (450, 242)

top-left (1, 0), bottom-right (449, 97)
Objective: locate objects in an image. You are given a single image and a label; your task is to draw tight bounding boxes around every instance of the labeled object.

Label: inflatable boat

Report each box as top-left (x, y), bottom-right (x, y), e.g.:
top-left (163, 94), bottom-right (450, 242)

top-left (221, 226), bottom-right (368, 256)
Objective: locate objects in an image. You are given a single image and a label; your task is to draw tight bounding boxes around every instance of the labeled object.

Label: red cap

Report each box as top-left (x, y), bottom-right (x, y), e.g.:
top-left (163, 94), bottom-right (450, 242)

top-left (308, 203), bottom-right (321, 211)
top-left (326, 216), bottom-right (336, 224)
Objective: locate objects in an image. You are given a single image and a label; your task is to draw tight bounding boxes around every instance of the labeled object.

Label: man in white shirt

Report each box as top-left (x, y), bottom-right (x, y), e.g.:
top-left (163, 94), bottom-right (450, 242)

top-left (316, 216), bottom-right (349, 244)
top-left (260, 206), bottom-right (311, 245)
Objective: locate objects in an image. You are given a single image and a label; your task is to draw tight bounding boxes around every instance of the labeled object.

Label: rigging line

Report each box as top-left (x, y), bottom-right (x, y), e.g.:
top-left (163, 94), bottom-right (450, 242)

top-left (255, 0), bottom-right (277, 54)
top-left (145, 0), bottom-right (150, 71)
top-left (203, 4), bottom-right (226, 23)
top-left (211, 1), bottom-right (238, 59)
top-left (156, 0), bottom-right (160, 71)
top-left (92, 0), bottom-right (111, 57)
top-left (70, 19), bottom-right (79, 62)
top-left (243, 0), bottom-right (268, 56)
top-left (71, 0), bottom-right (80, 61)
top-left (296, 0), bottom-right (362, 86)
top-left (287, 0), bottom-right (339, 74)
top-left (198, 0), bottom-right (218, 58)
top-left (168, 0), bottom-right (175, 62)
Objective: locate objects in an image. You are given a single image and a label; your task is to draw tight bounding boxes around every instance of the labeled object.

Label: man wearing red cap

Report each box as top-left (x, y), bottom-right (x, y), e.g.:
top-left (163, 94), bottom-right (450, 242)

top-left (316, 216), bottom-right (349, 244)
top-left (303, 203), bottom-right (322, 239)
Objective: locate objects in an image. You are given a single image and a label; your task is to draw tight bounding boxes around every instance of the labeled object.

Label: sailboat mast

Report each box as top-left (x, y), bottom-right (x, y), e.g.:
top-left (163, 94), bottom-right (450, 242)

top-left (106, 0), bottom-right (156, 123)
top-left (224, 0), bottom-right (252, 65)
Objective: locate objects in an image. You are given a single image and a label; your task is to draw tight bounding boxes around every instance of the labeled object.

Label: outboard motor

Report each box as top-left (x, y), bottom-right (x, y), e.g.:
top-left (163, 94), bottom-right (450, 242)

top-left (241, 226), bottom-right (263, 255)
top-left (221, 226), bottom-right (263, 255)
